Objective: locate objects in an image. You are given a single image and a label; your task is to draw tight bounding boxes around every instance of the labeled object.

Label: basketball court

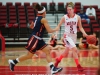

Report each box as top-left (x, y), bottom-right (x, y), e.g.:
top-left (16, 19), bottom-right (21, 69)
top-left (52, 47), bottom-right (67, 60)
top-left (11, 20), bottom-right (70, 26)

top-left (0, 1), bottom-right (100, 75)
top-left (0, 47), bottom-right (99, 75)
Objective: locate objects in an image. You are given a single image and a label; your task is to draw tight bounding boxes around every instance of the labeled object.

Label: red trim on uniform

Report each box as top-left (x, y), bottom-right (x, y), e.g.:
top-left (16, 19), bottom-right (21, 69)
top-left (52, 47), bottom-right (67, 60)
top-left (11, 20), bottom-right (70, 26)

top-left (67, 14), bottom-right (75, 18)
top-left (36, 32), bottom-right (39, 36)
top-left (30, 39), bottom-right (39, 52)
top-left (25, 36), bottom-right (34, 48)
top-left (39, 44), bottom-right (47, 50)
top-left (30, 50), bottom-right (35, 54)
top-left (37, 14), bottom-right (43, 16)
top-left (40, 25), bottom-right (43, 32)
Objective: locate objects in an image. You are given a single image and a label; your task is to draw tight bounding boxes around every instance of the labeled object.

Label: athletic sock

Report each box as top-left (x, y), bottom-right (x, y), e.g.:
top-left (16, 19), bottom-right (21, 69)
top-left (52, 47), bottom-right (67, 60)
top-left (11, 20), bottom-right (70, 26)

top-left (58, 55), bottom-right (63, 61)
top-left (74, 59), bottom-right (79, 66)
top-left (49, 62), bottom-right (54, 69)
top-left (13, 58), bottom-right (20, 64)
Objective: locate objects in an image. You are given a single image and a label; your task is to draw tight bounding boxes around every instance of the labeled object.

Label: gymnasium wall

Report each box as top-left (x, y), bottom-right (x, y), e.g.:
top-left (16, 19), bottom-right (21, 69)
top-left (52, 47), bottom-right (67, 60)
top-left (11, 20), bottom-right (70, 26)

top-left (1, 0), bottom-right (100, 8)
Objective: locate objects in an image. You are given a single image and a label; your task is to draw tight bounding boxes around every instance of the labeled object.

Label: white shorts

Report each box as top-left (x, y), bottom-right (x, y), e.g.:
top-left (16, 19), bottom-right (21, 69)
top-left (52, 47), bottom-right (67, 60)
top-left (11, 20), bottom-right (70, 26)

top-left (63, 33), bottom-right (77, 49)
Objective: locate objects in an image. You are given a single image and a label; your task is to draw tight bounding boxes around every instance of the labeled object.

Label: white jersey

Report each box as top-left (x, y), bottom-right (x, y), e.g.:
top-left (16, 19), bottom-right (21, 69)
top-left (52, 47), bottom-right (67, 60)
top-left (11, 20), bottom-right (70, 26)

top-left (63, 14), bottom-right (78, 49)
top-left (64, 14), bottom-right (78, 34)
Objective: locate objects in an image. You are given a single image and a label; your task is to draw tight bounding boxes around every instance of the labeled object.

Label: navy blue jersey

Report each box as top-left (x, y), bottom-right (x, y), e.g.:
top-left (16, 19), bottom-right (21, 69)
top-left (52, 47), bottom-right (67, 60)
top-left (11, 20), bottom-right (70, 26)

top-left (26, 16), bottom-right (47, 53)
top-left (31, 16), bottom-right (46, 38)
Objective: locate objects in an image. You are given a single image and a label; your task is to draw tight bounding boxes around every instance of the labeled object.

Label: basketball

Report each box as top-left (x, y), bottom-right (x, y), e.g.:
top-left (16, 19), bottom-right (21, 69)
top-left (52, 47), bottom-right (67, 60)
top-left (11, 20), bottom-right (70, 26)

top-left (86, 35), bottom-right (97, 44)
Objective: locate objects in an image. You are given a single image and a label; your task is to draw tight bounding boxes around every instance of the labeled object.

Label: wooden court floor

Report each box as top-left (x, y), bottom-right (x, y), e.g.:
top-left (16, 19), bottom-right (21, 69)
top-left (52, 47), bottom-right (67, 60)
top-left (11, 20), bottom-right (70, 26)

top-left (0, 47), bottom-right (99, 75)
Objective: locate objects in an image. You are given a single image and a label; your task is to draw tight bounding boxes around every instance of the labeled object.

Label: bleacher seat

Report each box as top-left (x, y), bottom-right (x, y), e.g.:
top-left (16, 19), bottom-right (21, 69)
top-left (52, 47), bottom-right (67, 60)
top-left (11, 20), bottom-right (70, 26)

top-left (88, 16), bottom-right (95, 20)
top-left (15, 2), bottom-right (21, 6)
top-left (49, 2), bottom-right (55, 11)
top-left (8, 7), bottom-right (18, 28)
top-left (0, 2), bottom-right (2, 6)
top-left (8, 6), bottom-right (18, 37)
top-left (58, 2), bottom-right (64, 11)
top-left (97, 16), bottom-right (100, 24)
top-left (96, 9), bottom-right (100, 13)
top-left (82, 24), bottom-right (90, 28)
top-left (18, 6), bottom-right (27, 28)
top-left (75, 2), bottom-right (81, 6)
top-left (84, 28), bottom-right (91, 32)
top-left (26, 6), bottom-right (34, 24)
top-left (93, 27), bottom-right (100, 32)
top-left (0, 6), bottom-right (8, 27)
top-left (78, 26), bottom-right (91, 33)
top-left (75, 2), bottom-right (81, 13)
top-left (90, 20), bottom-right (98, 24)
top-left (41, 2), bottom-right (47, 11)
top-left (0, 6), bottom-right (9, 36)
top-left (24, 2), bottom-right (30, 6)
top-left (96, 12), bottom-right (100, 17)
top-left (81, 20), bottom-right (88, 24)
top-left (6, 2), bottom-right (13, 6)
top-left (17, 6), bottom-right (28, 37)
top-left (92, 24), bottom-right (99, 28)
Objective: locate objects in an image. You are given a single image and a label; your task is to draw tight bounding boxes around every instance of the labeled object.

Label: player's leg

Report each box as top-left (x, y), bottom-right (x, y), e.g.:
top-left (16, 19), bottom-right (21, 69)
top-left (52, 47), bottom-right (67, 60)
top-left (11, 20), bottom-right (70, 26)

top-left (71, 46), bottom-right (85, 72)
top-left (42, 45), bottom-right (63, 74)
top-left (55, 47), bottom-right (69, 67)
top-left (8, 51), bottom-right (34, 71)
top-left (55, 36), bottom-right (73, 67)
top-left (8, 36), bottom-right (36, 71)
top-left (65, 35), bottom-right (85, 72)
top-left (67, 50), bottom-right (73, 63)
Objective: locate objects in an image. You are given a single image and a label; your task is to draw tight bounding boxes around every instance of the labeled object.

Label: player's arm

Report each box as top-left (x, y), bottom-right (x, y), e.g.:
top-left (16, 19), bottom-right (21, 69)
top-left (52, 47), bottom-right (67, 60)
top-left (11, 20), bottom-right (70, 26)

top-left (41, 18), bottom-right (58, 33)
top-left (56, 16), bottom-right (65, 30)
top-left (30, 21), bottom-right (34, 29)
top-left (77, 15), bottom-right (88, 37)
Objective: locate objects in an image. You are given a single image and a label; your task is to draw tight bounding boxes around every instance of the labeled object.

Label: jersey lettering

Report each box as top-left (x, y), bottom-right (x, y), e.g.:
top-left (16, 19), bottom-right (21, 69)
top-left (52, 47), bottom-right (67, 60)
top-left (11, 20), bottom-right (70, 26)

top-left (64, 14), bottom-right (78, 34)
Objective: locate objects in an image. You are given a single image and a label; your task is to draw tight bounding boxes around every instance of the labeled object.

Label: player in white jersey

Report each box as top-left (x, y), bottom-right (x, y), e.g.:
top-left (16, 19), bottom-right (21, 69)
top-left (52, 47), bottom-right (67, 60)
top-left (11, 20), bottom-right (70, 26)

top-left (55, 2), bottom-right (88, 72)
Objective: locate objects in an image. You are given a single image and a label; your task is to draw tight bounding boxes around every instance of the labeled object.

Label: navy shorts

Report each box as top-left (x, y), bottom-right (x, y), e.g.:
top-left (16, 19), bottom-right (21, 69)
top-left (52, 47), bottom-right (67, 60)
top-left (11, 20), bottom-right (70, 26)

top-left (25, 36), bottom-right (47, 53)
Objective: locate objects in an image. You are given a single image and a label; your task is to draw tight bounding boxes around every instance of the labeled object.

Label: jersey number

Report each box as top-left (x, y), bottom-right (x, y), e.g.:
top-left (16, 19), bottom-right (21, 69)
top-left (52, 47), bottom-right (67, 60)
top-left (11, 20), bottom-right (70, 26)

top-left (70, 25), bottom-right (74, 33)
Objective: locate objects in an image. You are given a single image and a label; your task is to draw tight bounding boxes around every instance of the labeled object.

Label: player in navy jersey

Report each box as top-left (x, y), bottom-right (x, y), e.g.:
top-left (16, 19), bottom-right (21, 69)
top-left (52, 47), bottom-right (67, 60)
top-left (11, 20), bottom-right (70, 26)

top-left (8, 4), bottom-right (62, 74)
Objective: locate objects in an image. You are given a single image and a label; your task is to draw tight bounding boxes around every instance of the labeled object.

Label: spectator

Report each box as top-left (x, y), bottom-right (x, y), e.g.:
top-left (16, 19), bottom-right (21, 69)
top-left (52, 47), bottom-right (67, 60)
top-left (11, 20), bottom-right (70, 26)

top-left (78, 9), bottom-right (90, 24)
top-left (86, 5), bottom-right (96, 18)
